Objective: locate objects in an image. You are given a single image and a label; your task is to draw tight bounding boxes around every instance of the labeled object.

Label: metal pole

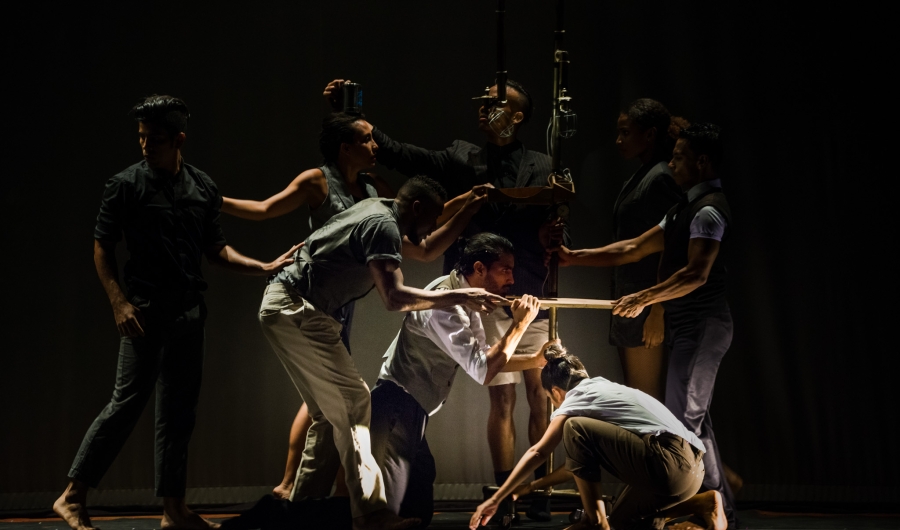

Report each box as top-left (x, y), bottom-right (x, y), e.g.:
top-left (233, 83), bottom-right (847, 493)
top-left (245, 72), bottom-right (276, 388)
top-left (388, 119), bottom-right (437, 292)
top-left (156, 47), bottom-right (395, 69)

top-left (496, 0), bottom-right (507, 103)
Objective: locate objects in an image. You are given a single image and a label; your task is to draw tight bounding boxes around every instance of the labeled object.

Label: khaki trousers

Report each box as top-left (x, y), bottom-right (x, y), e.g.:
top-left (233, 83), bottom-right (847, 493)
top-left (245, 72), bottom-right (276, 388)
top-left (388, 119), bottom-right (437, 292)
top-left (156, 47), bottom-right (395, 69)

top-left (258, 283), bottom-right (386, 517)
top-left (563, 417), bottom-right (705, 530)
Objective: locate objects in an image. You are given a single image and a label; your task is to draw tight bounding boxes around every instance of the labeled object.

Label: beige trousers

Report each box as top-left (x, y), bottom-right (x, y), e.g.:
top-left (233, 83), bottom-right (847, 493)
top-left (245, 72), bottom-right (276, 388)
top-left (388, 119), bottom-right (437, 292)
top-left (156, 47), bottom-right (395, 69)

top-left (258, 283), bottom-right (386, 517)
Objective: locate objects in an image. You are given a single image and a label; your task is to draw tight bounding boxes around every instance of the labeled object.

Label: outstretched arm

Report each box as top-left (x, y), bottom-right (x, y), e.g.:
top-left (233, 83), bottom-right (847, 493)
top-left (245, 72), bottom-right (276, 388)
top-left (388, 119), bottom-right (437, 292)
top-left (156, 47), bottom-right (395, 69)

top-left (205, 242), bottom-right (303, 276)
top-left (555, 225), bottom-right (665, 268)
top-left (221, 169), bottom-right (327, 221)
top-left (368, 259), bottom-right (506, 313)
top-left (324, 79), bottom-right (458, 179)
top-left (402, 185), bottom-right (490, 262)
top-left (470, 416), bottom-right (568, 529)
top-left (613, 237), bottom-right (720, 318)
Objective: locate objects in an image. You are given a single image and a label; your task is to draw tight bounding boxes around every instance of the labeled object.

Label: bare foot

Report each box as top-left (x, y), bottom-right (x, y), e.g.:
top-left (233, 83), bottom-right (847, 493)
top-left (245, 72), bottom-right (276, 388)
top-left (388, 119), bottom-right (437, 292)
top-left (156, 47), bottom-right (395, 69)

top-left (692, 490), bottom-right (727, 530)
top-left (161, 511), bottom-right (221, 530)
top-left (272, 483), bottom-right (292, 501)
top-left (352, 509), bottom-right (420, 530)
top-left (53, 492), bottom-right (97, 530)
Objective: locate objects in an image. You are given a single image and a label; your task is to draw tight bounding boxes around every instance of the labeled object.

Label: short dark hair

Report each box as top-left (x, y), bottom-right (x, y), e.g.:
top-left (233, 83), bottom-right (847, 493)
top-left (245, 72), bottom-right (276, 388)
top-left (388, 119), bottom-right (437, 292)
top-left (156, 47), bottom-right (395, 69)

top-left (320, 112), bottom-right (364, 165)
top-left (679, 122), bottom-right (724, 166)
top-left (622, 98), bottom-right (690, 159)
top-left (131, 95), bottom-right (190, 137)
top-left (454, 233), bottom-right (515, 276)
top-left (541, 343), bottom-right (589, 392)
top-left (505, 79), bottom-right (533, 125)
top-left (396, 175), bottom-right (448, 206)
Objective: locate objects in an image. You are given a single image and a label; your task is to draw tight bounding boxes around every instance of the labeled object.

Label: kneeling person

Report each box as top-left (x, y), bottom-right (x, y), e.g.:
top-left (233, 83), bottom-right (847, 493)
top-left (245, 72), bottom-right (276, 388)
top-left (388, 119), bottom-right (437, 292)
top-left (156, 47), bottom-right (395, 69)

top-left (472, 345), bottom-right (727, 530)
top-left (372, 233), bottom-right (549, 527)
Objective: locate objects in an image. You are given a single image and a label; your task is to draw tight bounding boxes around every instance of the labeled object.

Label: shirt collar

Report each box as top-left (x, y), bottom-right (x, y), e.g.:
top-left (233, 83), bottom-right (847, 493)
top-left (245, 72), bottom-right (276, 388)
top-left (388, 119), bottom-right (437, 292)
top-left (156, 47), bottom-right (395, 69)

top-left (486, 139), bottom-right (523, 157)
top-left (458, 275), bottom-right (471, 289)
top-left (686, 178), bottom-right (722, 202)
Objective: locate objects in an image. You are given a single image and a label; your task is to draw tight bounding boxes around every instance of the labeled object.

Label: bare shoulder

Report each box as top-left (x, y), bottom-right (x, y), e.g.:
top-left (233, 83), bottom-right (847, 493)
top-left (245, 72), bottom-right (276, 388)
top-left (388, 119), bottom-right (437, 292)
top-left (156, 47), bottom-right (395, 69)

top-left (294, 168), bottom-right (329, 193)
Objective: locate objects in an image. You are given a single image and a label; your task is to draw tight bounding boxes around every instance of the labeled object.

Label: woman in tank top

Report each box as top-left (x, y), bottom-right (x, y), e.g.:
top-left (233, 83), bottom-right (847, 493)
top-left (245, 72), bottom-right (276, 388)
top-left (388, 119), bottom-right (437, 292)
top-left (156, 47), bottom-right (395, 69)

top-left (609, 99), bottom-right (686, 402)
top-left (222, 112), bottom-right (488, 499)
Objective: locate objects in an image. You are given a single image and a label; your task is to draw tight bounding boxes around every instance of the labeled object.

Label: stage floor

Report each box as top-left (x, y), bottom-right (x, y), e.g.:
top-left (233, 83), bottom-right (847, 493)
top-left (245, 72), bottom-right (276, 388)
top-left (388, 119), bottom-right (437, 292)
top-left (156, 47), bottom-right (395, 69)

top-left (1, 511), bottom-right (898, 530)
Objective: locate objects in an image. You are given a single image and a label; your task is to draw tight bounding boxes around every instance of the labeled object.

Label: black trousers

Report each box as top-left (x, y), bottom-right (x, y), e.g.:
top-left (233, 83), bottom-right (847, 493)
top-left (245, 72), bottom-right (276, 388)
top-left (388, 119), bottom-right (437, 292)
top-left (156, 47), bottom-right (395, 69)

top-left (665, 309), bottom-right (736, 527)
top-left (68, 296), bottom-right (206, 497)
top-left (369, 380), bottom-right (436, 528)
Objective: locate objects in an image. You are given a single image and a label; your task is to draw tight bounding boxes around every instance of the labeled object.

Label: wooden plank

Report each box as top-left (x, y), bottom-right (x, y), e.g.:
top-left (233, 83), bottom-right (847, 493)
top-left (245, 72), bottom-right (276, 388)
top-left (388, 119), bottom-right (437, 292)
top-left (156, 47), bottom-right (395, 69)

top-left (501, 297), bottom-right (615, 309)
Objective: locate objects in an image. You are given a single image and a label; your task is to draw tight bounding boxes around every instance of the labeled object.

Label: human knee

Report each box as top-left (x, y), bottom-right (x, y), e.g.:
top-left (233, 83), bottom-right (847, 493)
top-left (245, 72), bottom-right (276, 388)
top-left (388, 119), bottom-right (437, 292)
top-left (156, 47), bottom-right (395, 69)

top-left (489, 385), bottom-right (516, 414)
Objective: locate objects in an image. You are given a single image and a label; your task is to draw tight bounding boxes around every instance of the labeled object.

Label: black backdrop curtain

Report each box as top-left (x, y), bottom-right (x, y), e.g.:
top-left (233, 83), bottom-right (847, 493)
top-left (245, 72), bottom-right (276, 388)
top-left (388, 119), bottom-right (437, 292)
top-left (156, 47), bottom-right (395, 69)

top-left (1, 0), bottom-right (893, 508)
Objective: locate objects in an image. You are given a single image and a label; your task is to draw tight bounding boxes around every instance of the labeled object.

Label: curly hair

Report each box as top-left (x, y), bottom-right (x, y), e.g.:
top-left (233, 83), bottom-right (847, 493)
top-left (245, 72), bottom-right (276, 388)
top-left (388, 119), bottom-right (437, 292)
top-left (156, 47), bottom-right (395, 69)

top-left (540, 343), bottom-right (589, 392)
top-left (623, 98), bottom-right (689, 159)
top-left (679, 122), bottom-right (724, 166)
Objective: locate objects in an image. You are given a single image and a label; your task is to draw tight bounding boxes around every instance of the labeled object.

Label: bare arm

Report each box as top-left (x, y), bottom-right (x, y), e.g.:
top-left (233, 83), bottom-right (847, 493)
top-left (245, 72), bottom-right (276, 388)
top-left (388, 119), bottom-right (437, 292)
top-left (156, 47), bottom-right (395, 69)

top-left (512, 465), bottom-right (573, 499)
top-left (368, 259), bottom-right (506, 313)
top-left (401, 186), bottom-right (490, 262)
top-left (204, 242), bottom-right (303, 276)
top-left (613, 237), bottom-right (720, 318)
top-left (470, 416), bottom-right (568, 528)
top-left (95, 239), bottom-right (145, 337)
top-left (556, 225), bottom-right (665, 268)
top-left (221, 169), bottom-right (327, 221)
top-left (501, 339), bottom-right (555, 373)
top-left (481, 296), bottom-right (540, 384)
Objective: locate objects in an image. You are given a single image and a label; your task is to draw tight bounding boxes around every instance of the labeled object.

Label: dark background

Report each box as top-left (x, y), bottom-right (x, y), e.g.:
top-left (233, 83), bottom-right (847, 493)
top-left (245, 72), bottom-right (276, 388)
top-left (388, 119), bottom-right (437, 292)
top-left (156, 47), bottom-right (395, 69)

top-left (1, 0), bottom-right (894, 508)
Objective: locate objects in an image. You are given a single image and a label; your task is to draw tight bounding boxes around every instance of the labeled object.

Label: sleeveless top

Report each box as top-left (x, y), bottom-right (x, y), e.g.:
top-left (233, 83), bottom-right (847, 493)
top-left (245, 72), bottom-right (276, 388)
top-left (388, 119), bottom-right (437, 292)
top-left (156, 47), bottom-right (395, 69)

top-left (308, 164), bottom-right (379, 231)
top-left (659, 188), bottom-right (732, 325)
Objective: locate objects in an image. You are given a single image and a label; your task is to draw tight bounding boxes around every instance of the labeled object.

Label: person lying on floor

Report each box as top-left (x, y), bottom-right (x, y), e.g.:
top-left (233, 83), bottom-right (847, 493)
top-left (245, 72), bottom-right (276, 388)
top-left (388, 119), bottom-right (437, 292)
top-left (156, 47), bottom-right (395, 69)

top-left (470, 344), bottom-right (727, 530)
top-left (371, 232), bottom-right (553, 529)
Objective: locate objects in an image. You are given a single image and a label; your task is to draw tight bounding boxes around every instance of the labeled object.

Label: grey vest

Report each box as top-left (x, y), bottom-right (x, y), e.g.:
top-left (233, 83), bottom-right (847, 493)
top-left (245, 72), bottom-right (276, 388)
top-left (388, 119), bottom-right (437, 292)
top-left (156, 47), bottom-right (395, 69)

top-left (308, 164), bottom-right (379, 231)
top-left (272, 197), bottom-right (401, 316)
top-left (380, 271), bottom-right (465, 415)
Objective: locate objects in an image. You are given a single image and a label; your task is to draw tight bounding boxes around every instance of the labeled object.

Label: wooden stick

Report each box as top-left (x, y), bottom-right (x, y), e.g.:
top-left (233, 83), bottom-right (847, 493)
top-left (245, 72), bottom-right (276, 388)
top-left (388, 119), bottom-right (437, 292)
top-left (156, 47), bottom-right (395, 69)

top-left (501, 297), bottom-right (615, 310)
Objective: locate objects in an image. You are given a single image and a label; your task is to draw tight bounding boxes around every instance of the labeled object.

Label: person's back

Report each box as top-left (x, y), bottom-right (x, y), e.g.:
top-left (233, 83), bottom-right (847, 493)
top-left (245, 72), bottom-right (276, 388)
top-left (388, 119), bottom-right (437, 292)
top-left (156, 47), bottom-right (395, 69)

top-left (274, 197), bottom-right (401, 316)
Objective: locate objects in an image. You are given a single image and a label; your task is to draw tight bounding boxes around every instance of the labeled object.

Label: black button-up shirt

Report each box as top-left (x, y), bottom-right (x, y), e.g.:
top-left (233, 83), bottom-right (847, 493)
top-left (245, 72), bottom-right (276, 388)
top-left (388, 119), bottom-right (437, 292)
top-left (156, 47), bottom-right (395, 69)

top-left (94, 160), bottom-right (227, 297)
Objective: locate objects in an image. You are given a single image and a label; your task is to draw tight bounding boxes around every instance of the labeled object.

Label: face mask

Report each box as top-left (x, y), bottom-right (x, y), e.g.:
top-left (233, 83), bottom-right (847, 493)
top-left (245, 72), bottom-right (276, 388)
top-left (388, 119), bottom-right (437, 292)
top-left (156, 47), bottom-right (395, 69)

top-left (488, 108), bottom-right (515, 138)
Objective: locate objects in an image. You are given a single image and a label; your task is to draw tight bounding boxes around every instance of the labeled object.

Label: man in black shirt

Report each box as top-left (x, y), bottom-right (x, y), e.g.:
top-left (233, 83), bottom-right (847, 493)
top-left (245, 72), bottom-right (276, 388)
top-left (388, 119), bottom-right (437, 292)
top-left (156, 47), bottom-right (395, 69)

top-left (53, 95), bottom-right (300, 530)
top-left (553, 123), bottom-right (737, 528)
top-left (323, 78), bottom-right (566, 520)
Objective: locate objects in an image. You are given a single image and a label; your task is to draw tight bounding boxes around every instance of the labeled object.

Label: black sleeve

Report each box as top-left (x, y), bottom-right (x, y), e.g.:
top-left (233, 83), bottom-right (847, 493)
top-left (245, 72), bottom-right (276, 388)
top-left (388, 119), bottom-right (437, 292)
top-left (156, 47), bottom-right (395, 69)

top-left (94, 177), bottom-right (126, 242)
top-left (372, 127), bottom-right (460, 181)
top-left (203, 183), bottom-right (228, 249)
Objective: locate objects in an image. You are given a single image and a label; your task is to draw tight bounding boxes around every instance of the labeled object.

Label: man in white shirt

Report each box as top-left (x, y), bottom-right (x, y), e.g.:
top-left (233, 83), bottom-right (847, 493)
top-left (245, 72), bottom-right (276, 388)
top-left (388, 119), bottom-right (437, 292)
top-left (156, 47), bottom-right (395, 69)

top-left (371, 233), bottom-right (550, 528)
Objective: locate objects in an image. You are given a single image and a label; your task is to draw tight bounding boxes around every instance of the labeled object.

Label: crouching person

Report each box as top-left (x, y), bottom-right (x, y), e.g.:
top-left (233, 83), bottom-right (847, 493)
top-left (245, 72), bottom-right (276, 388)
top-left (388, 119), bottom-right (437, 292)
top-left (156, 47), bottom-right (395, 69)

top-left (471, 345), bottom-right (727, 530)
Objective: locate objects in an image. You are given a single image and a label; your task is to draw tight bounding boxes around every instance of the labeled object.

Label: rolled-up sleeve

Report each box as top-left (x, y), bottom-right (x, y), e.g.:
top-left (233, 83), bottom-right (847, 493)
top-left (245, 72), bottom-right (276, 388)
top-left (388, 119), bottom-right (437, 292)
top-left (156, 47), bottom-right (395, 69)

top-left (94, 177), bottom-right (125, 242)
top-left (421, 306), bottom-right (490, 384)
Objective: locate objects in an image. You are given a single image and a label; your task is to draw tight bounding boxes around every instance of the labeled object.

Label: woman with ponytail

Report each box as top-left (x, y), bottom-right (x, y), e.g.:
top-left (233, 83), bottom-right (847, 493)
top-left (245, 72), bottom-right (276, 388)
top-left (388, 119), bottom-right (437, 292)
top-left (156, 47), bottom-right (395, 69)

top-left (471, 344), bottom-right (727, 530)
top-left (609, 100), bottom-right (687, 401)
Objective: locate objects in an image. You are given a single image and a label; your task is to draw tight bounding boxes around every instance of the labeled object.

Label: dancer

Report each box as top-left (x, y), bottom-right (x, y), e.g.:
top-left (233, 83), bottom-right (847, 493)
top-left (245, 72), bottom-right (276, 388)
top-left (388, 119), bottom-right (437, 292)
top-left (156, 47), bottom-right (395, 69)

top-left (370, 233), bottom-right (554, 528)
top-left (610, 99), bottom-right (684, 401)
top-left (471, 345), bottom-right (727, 530)
top-left (53, 95), bottom-right (301, 530)
top-left (553, 123), bottom-right (737, 527)
top-left (221, 112), bottom-right (490, 499)
top-left (324, 78), bottom-right (566, 520)
top-left (258, 176), bottom-right (506, 530)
